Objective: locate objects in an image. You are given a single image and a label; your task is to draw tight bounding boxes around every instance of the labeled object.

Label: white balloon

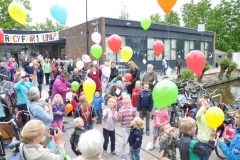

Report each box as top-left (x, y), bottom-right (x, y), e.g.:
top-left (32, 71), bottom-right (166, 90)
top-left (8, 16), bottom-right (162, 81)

top-left (102, 66), bottom-right (111, 78)
top-left (91, 32), bottom-right (101, 44)
top-left (82, 55), bottom-right (91, 63)
top-left (76, 61), bottom-right (84, 70)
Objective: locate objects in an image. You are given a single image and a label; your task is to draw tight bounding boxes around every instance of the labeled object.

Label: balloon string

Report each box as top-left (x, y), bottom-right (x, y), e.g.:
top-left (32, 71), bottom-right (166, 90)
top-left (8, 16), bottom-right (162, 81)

top-left (26, 30), bottom-right (37, 53)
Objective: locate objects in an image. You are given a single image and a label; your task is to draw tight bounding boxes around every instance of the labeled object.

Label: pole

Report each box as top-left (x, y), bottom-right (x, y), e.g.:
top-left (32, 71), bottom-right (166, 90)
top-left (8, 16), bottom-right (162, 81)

top-left (86, 0), bottom-right (89, 55)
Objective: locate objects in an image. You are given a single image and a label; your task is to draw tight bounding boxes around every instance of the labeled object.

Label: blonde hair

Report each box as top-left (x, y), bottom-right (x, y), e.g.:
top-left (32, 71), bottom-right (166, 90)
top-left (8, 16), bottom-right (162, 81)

top-left (160, 123), bottom-right (169, 133)
top-left (20, 120), bottom-right (45, 144)
top-left (73, 117), bottom-right (84, 127)
top-left (79, 95), bottom-right (88, 103)
top-left (128, 61), bottom-right (138, 70)
top-left (107, 98), bottom-right (117, 108)
top-left (53, 94), bottom-right (63, 104)
top-left (132, 117), bottom-right (144, 130)
top-left (178, 117), bottom-right (196, 134)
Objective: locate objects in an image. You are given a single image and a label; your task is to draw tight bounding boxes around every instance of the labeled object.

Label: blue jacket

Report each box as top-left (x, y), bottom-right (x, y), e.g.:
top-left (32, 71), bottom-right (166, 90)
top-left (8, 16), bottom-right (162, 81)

top-left (128, 127), bottom-right (143, 149)
top-left (74, 104), bottom-right (98, 123)
top-left (27, 66), bottom-right (44, 84)
top-left (22, 61), bottom-right (28, 72)
top-left (219, 126), bottom-right (240, 160)
top-left (0, 67), bottom-right (7, 75)
top-left (92, 96), bottom-right (104, 111)
top-left (137, 90), bottom-right (153, 112)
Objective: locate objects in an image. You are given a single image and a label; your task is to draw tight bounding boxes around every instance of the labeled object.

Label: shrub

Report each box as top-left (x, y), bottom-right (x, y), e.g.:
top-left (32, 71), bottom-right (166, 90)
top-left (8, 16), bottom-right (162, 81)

top-left (178, 69), bottom-right (194, 81)
top-left (219, 58), bottom-right (231, 67)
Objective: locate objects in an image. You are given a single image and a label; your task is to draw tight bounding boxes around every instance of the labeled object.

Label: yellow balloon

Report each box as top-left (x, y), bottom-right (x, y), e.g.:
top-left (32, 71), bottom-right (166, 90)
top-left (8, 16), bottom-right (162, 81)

top-left (83, 79), bottom-right (96, 103)
top-left (205, 107), bottom-right (225, 129)
top-left (120, 46), bottom-right (133, 63)
top-left (8, 2), bottom-right (27, 25)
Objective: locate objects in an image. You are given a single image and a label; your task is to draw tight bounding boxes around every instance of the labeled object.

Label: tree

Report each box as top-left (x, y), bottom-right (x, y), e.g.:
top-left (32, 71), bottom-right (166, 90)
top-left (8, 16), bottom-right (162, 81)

top-left (119, 4), bottom-right (129, 20)
top-left (150, 13), bottom-right (165, 24)
top-left (31, 18), bottom-right (67, 31)
top-left (164, 11), bottom-right (181, 26)
top-left (0, 0), bottom-right (32, 29)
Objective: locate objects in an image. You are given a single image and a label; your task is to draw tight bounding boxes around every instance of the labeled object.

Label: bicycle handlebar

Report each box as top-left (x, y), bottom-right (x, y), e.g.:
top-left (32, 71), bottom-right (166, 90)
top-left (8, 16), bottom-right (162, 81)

top-left (204, 89), bottom-right (219, 97)
top-left (180, 78), bottom-right (194, 86)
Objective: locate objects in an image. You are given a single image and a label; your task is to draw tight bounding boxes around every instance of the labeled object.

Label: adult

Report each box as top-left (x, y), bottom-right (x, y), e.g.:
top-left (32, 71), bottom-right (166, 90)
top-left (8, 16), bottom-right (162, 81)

top-left (12, 57), bottom-right (18, 71)
top-left (54, 67), bottom-right (64, 79)
top-left (51, 71), bottom-right (71, 102)
top-left (161, 57), bottom-right (167, 76)
top-left (126, 61), bottom-right (140, 95)
top-left (22, 56), bottom-right (29, 72)
top-left (56, 58), bottom-right (64, 68)
top-left (109, 62), bottom-right (118, 82)
top-left (176, 55), bottom-right (183, 75)
top-left (0, 62), bottom-right (7, 75)
top-left (67, 59), bottom-right (75, 74)
top-left (69, 68), bottom-right (84, 83)
top-left (51, 58), bottom-right (57, 79)
top-left (42, 57), bottom-right (51, 85)
top-left (7, 57), bottom-right (16, 81)
top-left (104, 58), bottom-right (111, 67)
top-left (20, 120), bottom-right (65, 160)
top-left (142, 64), bottom-right (158, 91)
top-left (27, 59), bottom-right (44, 97)
top-left (87, 64), bottom-right (102, 94)
top-left (73, 130), bottom-right (103, 160)
top-left (14, 70), bottom-right (38, 125)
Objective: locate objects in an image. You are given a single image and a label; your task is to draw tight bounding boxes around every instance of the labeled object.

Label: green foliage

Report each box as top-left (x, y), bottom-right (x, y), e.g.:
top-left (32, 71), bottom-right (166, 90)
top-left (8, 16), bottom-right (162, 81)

top-left (227, 49), bottom-right (235, 59)
top-left (178, 69), bottom-right (194, 81)
top-left (228, 62), bottom-right (238, 70)
top-left (30, 18), bottom-right (67, 31)
top-left (204, 61), bottom-right (211, 70)
top-left (150, 13), bottom-right (165, 24)
top-left (150, 11), bottom-right (180, 26)
top-left (119, 4), bottom-right (129, 20)
top-left (219, 58), bottom-right (231, 67)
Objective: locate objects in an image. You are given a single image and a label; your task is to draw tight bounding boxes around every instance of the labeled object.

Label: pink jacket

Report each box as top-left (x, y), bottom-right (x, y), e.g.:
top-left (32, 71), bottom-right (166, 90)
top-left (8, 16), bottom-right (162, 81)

top-left (102, 108), bottom-right (118, 131)
top-left (7, 61), bottom-right (15, 71)
top-left (153, 109), bottom-right (170, 127)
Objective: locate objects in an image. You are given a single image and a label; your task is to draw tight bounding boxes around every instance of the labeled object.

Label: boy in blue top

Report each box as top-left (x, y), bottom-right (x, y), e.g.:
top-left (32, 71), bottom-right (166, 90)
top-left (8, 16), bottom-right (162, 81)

top-left (92, 91), bottom-right (104, 124)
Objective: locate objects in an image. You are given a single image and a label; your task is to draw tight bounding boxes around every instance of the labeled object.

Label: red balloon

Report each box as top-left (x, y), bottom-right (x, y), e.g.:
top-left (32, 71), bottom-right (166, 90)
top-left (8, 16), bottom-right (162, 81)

top-left (125, 73), bottom-right (132, 83)
top-left (107, 34), bottom-right (122, 54)
top-left (153, 40), bottom-right (164, 57)
top-left (186, 50), bottom-right (206, 77)
top-left (0, 29), bottom-right (4, 44)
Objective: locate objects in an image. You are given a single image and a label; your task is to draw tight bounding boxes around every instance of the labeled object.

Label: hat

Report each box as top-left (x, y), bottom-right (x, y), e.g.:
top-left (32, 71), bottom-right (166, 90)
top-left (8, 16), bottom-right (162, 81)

top-left (115, 80), bottom-right (123, 87)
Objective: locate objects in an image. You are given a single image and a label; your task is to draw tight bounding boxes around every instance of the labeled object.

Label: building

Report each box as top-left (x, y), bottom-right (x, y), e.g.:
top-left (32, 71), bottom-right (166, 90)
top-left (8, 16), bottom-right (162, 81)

top-left (59, 17), bottom-right (215, 71)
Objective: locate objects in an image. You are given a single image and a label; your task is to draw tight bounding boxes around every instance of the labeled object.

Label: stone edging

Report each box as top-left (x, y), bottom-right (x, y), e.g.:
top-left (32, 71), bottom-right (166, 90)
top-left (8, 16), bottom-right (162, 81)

top-left (205, 77), bottom-right (240, 88)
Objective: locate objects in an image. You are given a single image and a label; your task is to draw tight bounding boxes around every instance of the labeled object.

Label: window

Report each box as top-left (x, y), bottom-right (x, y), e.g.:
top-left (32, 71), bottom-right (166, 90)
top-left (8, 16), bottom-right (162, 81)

top-left (201, 41), bottom-right (209, 58)
top-left (164, 39), bottom-right (170, 59)
top-left (184, 40), bottom-right (195, 59)
top-left (147, 37), bottom-right (155, 49)
top-left (147, 50), bottom-right (155, 61)
top-left (171, 39), bottom-right (177, 60)
top-left (171, 50), bottom-right (176, 60)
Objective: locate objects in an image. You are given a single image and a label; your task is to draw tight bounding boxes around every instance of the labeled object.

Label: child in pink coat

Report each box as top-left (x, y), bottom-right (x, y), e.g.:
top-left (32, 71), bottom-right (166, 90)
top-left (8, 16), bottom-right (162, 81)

top-left (149, 108), bottom-right (170, 150)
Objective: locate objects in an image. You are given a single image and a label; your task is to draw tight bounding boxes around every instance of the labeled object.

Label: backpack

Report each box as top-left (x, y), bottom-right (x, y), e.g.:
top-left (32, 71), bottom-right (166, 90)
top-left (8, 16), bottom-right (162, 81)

top-left (70, 130), bottom-right (76, 145)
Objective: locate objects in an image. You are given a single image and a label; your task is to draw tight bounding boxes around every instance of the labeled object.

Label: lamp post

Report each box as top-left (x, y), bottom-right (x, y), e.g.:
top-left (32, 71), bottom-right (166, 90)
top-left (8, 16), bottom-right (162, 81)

top-left (86, 0), bottom-right (89, 55)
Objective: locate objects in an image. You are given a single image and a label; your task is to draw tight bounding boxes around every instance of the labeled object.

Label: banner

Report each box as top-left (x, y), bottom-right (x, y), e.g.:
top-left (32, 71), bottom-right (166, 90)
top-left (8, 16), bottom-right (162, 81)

top-left (4, 32), bottom-right (59, 43)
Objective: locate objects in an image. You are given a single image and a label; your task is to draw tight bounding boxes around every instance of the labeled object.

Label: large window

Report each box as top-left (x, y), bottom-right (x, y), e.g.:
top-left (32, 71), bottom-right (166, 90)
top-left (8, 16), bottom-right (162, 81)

top-left (201, 41), bottom-right (209, 57)
top-left (184, 40), bottom-right (195, 58)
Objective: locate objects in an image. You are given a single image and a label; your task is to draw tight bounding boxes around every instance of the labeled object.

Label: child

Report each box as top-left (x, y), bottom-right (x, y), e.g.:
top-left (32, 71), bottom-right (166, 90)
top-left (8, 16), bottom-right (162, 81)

top-left (128, 117), bottom-right (144, 160)
top-left (118, 94), bottom-right (137, 160)
top-left (150, 108), bottom-right (170, 150)
top-left (70, 117), bottom-right (85, 156)
top-left (71, 93), bottom-right (79, 114)
top-left (158, 123), bottom-right (179, 160)
top-left (196, 97), bottom-right (212, 160)
top-left (38, 98), bottom-right (49, 113)
top-left (74, 95), bottom-right (98, 131)
top-left (92, 91), bottom-right (104, 124)
top-left (52, 94), bottom-right (65, 131)
top-left (102, 98), bottom-right (119, 156)
top-left (137, 81), bottom-right (153, 136)
top-left (131, 80), bottom-right (142, 108)
top-left (179, 117), bottom-right (215, 160)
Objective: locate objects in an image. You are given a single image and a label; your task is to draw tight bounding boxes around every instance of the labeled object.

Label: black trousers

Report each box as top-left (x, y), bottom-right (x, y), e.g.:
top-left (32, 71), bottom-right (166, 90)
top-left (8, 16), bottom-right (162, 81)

top-left (38, 84), bottom-right (42, 98)
top-left (45, 73), bottom-right (50, 85)
top-left (177, 66), bottom-right (181, 75)
top-left (103, 128), bottom-right (116, 152)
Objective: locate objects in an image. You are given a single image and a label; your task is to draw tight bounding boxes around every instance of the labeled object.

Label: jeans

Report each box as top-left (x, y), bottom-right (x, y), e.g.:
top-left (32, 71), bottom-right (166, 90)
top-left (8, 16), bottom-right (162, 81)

top-left (122, 127), bottom-right (131, 157)
top-left (84, 122), bottom-right (94, 131)
top-left (130, 147), bottom-right (141, 160)
top-left (103, 76), bottom-right (108, 83)
top-left (103, 128), bottom-right (116, 152)
top-left (199, 141), bottom-right (210, 160)
top-left (45, 73), bottom-right (50, 84)
top-left (8, 70), bottom-right (15, 82)
top-left (139, 110), bottom-right (150, 131)
top-left (17, 104), bottom-right (28, 125)
top-left (96, 110), bottom-right (102, 123)
top-left (161, 64), bottom-right (166, 75)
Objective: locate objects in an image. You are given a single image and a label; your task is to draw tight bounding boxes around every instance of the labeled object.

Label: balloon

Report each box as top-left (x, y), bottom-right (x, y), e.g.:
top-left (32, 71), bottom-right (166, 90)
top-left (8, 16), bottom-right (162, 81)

top-left (0, 29), bottom-right (4, 44)
top-left (76, 61), bottom-right (84, 70)
top-left (153, 40), bottom-right (164, 57)
top-left (157, 0), bottom-right (177, 14)
top-left (71, 81), bottom-right (80, 92)
top-left (125, 73), bottom-right (132, 83)
top-left (90, 44), bottom-right (103, 59)
top-left (186, 50), bottom-right (206, 77)
top-left (99, 64), bottom-right (104, 70)
top-left (91, 32), bottom-right (101, 44)
top-left (8, 2), bottom-right (27, 25)
top-left (50, 4), bottom-right (67, 24)
top-left (83, 79), bottom-right (96, 103)
top-left (107, 34), bottom-right (122, 53)
top-left (205, 107), bottom-right (224, 129)
top-left (120, 46), bottom-right (133, 63)
top-left (65, 104), bottom-right (73, 115)
top-left (102, 66), bottom-right (111, 78)
top-left (140, 17), bottom-right (152, 30)
top-left (82, 55), bottom-right (91, 63)
top-left (152, 80), bottom-right (178, 109)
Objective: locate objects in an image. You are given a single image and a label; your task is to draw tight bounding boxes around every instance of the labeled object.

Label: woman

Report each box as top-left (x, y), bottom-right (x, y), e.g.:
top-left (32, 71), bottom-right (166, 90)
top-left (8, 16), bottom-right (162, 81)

top-left (55, 58), bottom-right (64, 68)
top-left (42, 57), bottom-right (51, 85)
top-left (20, 120), bottom-right (65, 160)
top-left (7, 57), bottom-right (16, 81)
top-left (73, 130), bottom-right (103, 160)
top-left (87, 64), bottom-right (102, 94)
top-left (51, 58), bottom-right (57, 79)
top-left (126, 61), bottom-right (140, 95)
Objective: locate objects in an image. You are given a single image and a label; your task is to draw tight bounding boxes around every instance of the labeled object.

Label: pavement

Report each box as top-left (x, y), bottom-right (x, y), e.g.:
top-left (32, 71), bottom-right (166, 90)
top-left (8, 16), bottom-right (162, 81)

top-left (4, 67), bottom-right (223, 160)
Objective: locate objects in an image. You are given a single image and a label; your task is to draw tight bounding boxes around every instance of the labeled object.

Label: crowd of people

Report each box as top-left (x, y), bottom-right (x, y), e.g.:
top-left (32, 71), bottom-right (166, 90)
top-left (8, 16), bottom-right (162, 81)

top-left (2, 55), bottom-right (239, 160)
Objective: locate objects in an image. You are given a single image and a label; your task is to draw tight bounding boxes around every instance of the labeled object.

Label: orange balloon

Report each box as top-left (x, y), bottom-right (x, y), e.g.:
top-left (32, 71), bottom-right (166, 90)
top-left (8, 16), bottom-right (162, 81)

top-left (157, 0), bottom-right (177, 14)
top-left (65, 104), bottom-right (73, 115)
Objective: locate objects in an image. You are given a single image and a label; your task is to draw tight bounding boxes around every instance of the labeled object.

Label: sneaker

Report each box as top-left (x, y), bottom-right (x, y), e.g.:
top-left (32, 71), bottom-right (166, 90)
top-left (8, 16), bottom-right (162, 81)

top-left (103, 150), bottom-right (107, 156)
top-left (121, 155), bottom-right (126, 160)
top-left (111, 151), bottom-right (119, 156)
top-left (149, 145), bottom-right (155, 151)
top-left (146, 131), bottom-right (150, 136)
top-left (62, 128), bottom-right (66, 132)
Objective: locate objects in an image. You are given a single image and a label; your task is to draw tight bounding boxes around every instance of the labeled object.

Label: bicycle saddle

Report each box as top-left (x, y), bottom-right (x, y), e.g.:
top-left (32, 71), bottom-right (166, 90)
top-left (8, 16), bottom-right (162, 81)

top-left (191, 90), bottom-right (196, 94)
top-left (6, 139), bottom-right (20, 149)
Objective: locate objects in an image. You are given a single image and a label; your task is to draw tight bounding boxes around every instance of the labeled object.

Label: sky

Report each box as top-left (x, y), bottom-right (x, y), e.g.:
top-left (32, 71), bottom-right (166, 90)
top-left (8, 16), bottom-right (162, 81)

top-left (29, 0), bottom-right (221, 27)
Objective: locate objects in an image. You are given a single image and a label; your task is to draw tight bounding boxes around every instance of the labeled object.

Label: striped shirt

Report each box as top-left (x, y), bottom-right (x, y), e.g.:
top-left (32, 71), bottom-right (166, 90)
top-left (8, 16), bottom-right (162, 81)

top-left (118, 106), bottom-right (137, 126)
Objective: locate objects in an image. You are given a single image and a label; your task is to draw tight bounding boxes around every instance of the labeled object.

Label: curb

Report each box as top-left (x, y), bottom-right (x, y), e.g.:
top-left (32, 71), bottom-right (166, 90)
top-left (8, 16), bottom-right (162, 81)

top-left (205, 77), bottom-right (240, 88)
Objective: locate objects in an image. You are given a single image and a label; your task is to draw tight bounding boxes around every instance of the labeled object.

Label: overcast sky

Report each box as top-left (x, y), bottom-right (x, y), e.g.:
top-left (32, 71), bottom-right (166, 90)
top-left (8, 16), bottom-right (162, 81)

top-left (29, 0), bottom-right (220, 27)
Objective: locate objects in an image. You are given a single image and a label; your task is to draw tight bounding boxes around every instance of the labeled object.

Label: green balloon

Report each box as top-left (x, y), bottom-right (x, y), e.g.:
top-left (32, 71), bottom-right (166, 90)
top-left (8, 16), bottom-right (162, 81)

top-left (71, 81), bottom-right (80, 92)
top-left (91, 44), bottom-right (103, 59)
top-left (140, 17), bottom-right (152, 30)
top-left (152, 80), bottom-right (178, 109)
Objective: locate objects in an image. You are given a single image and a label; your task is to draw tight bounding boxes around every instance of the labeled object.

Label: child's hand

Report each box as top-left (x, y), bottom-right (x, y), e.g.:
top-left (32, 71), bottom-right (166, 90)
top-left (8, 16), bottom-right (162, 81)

top-left (169, 131), bottom-right (177, 139)
top-left (72, 93), bottom-right (76, 97)
top-left (147, 111), bottom-right (150, 114)
top-left (210, 130), bottom-right (216, 140)
top-left (218, 137), bottom-right (224, 143)
top-left (56, 111), bottom-right (60, 115)
top-left (92, 118), bottom-right (97, 123)
top-left (118, 112), bottom-right (122, 117)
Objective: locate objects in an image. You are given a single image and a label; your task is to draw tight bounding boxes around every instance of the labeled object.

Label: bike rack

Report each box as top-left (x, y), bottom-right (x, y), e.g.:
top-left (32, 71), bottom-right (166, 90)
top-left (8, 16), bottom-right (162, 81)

top-left (211, 94), bottom-right (222, 104)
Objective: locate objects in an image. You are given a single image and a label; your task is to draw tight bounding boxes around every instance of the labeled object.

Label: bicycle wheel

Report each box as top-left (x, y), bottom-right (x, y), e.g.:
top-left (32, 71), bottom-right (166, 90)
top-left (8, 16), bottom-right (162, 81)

top-left (215, 146), bottom-right (226, 159)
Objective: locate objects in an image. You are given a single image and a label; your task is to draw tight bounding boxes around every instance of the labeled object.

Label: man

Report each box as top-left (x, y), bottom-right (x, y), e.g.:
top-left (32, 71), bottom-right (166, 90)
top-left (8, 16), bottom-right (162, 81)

top-left (67, 59), bottom-right (75, 74)
top-left (142, 64), bottom-right (158, 91)
top-left (109, 62), bottom-right (118, 82)
top-left (176, 55), bottom-right (183, 75)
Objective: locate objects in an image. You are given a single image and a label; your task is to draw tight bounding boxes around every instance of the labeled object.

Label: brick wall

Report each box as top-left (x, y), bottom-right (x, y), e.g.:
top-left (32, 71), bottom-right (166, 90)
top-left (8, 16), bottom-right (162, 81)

top-left (59, 18), bottom-right (106, 64)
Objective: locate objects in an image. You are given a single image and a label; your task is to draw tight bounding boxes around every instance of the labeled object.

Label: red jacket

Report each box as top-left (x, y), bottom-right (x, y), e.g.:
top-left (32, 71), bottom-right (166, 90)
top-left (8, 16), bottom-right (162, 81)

top-left (71, 98), bottom-right (79, 111)
top-left (87, 69), bottom-right (102, 91)
top-left (131, 88), bottom-right (142, 107)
